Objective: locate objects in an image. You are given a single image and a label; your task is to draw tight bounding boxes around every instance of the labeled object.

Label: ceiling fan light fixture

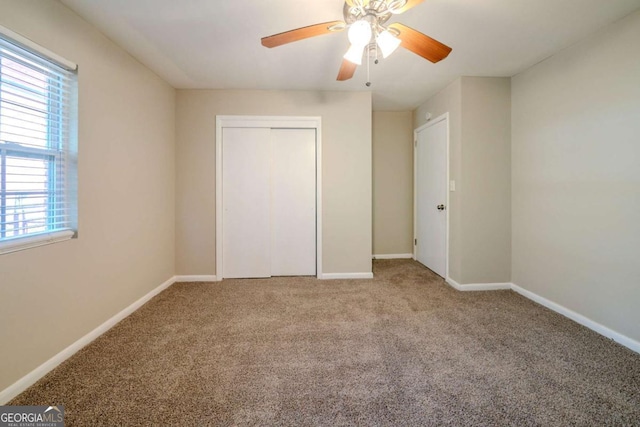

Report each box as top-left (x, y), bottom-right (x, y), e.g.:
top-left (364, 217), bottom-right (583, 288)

top-left (347, 20), bottom-right (372, 46)
top-left (377, 30), bottom-right (401, 58)
top-left (344, 43), bottom-right (365, 65)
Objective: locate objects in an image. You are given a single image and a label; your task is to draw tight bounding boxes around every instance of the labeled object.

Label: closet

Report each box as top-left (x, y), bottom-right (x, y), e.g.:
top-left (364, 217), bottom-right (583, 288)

top-left (219, 122), bottom-right (318, 279)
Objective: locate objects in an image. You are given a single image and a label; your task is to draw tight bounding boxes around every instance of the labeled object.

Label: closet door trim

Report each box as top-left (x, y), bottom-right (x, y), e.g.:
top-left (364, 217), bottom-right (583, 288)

top-left (215, 115), bottom-right (322, 281)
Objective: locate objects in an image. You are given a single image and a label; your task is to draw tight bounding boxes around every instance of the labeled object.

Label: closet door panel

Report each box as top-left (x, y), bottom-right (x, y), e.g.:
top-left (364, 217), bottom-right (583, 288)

top-left (222, 127), bottom-right (271, 278)
top-left (271, 129), bottom-right (316, 276)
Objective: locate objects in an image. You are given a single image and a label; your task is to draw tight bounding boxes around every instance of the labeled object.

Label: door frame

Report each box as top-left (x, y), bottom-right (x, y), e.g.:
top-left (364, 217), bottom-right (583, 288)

top-left (413, 112), bottom-right (450, 278)
top-left (215, 115), bottom-right (322, 280)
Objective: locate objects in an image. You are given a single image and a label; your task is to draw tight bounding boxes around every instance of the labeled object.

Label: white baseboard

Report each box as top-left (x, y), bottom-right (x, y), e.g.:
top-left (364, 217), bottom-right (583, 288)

top-left (320, 272), bottom-right (374, 280)
top-left (175, 275), bottom-right (217, 282)
top-left (446, 277), bottom-right (512, 291)
top-left (511, 284), bottom-right (640, 354)
top-left (372, 254), bottom-right (414, 260)
top-left (0, 275), bottom-right (177, 405)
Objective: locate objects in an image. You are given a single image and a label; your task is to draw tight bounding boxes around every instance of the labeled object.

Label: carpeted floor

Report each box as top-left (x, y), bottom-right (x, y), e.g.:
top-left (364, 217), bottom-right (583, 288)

top-left (10, 260), bottom-right (640, 426)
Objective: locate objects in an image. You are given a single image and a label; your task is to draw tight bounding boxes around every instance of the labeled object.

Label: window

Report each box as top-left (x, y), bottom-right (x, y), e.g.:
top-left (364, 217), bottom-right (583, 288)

top-left (0, 27), bottom-right (77, 255)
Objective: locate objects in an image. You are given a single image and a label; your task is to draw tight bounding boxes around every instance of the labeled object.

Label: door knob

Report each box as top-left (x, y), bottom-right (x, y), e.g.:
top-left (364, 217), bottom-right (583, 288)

top-left (437, 204), bottom-right (446, 211)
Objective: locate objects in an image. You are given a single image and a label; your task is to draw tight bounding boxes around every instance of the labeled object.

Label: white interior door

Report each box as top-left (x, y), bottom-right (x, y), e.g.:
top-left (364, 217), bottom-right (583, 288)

top-left (221, 126), bottom-right (316, 279)
top-left (415, 119), bottom-right (447, 277)
top-left (222, 127), bottom-right (272, 278)
top-left (271, 129), bottom-right (316, 276)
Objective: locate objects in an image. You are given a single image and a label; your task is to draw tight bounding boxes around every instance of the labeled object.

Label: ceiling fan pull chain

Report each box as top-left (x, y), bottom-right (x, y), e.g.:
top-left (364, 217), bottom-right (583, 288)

top-left (366, 50), bottom-right (371, 87)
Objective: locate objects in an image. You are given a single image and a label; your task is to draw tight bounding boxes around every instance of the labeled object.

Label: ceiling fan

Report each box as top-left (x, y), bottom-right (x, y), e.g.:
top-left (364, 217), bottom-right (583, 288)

top-left (261, 0), bottom-right (452, 82)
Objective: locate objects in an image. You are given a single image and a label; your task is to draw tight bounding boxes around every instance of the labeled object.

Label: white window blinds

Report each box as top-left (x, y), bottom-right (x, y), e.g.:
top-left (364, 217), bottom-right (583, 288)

top-left (0, 28), bottom-right (78, 254)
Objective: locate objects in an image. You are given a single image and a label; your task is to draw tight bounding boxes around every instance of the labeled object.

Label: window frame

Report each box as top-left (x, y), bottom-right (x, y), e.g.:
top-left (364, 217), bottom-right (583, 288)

top-left (0, 25), bottom-right (77, 255)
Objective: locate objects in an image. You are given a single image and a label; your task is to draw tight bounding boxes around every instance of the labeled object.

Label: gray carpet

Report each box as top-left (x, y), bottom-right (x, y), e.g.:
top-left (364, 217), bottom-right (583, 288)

top-left (10, 260), bottom-right (640, 426)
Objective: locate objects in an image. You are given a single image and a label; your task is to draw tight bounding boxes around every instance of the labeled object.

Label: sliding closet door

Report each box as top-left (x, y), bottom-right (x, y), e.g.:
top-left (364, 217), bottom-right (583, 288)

top-left (271, 129), bottom-right (316, 276)
top-left (222, 128), bottom-right (271, 278)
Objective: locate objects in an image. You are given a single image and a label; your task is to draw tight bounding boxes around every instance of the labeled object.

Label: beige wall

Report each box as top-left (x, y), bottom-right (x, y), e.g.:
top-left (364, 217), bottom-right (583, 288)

top-left (372, 112), bottom-right (414, 256)
top-left (0, 0), bottom-right (176, 392)
top-left (414, 77), bottom-right (511, 284)
top-left (175, 90), bottom-right (372, 276)
top-left (512, 10), bottom-right (640, 342)
top-left (460, 78), bottom-right (511, 283)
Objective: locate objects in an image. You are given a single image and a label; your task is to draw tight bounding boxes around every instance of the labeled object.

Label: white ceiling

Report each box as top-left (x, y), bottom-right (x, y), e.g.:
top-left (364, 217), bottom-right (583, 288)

top-left (60, 0), bottom-right (640, 110)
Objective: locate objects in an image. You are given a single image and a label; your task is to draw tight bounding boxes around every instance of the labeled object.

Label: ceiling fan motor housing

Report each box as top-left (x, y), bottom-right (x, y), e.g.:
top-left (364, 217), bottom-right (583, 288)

top-left (344, 0), bottom-right (399, 30)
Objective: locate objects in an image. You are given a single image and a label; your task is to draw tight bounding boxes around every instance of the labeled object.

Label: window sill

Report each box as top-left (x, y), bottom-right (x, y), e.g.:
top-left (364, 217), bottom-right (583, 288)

top-left (0, 229), bottom-right (75, 255)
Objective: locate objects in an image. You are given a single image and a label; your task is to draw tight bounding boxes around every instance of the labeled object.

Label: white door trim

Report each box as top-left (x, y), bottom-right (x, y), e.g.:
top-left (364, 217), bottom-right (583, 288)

top-left (413, 112), bottom-right (450, 278)
top-left (215, 115), bottom-right (322, 280)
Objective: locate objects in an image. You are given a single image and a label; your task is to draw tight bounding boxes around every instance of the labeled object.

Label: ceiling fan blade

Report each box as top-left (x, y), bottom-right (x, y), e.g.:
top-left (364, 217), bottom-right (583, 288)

top-left (388, 23), bottom-right (452, 63)
top-left (337, 59), bottom-right (357, 81)
top-left (261, 21), bottom-right (345, 48)
top-left (390, 0), bottom-right (424, 14)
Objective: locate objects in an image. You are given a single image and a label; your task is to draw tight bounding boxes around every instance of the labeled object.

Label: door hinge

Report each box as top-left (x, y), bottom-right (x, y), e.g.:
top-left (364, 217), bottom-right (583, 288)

top-left (414, 238), bottom-right (417, 245)
top-left (414, 140), bottom-right (417, 147)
